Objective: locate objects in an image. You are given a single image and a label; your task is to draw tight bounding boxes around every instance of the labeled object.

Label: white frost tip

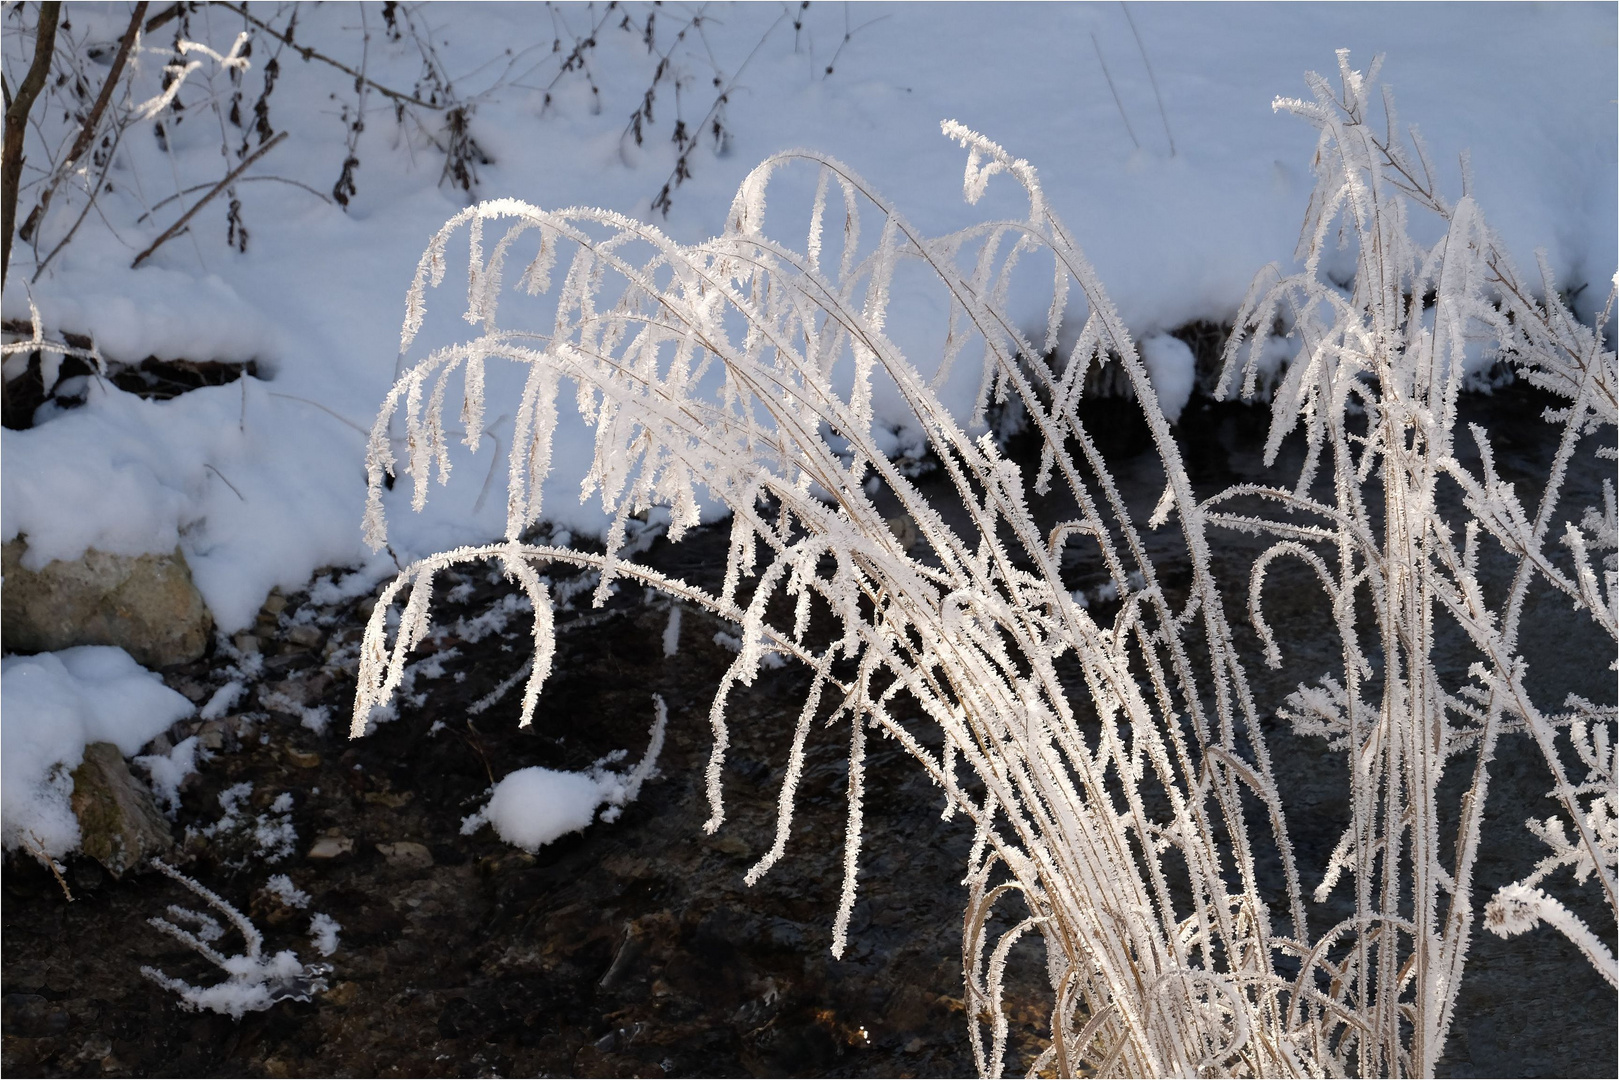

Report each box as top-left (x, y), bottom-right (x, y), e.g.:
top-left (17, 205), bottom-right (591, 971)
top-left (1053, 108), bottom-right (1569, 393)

top-left (663, 605), bottom-right (683, 658)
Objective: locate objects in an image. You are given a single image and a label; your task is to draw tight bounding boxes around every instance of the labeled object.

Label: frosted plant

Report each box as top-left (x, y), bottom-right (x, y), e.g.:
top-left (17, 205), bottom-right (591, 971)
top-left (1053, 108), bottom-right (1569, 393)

top-left (1217, 51), bottom-right (1617, 1072)
top-left (353, 53), bottom-right (1614, 1078)
top-left (141, 860), bottom-right (332, 1019)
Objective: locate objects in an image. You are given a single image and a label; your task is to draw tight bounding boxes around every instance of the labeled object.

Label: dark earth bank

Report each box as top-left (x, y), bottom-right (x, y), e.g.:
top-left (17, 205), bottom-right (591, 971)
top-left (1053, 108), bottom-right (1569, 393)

top-left (4, 379), bottom-right (1616, 1078)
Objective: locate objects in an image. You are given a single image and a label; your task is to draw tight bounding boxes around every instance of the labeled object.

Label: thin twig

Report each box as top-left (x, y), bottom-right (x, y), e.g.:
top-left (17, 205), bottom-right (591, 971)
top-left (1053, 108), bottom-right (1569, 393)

top-left (2, 1), bottom-right (61, 286)
top-left (23, 832), bottom-right (73, 902)
top-left (650, 8), bottom-right (789, 216)
top-left (134, 174), bottom-right (331, 224)
top-left (18, 2), bottom-right (149, 245)
top-left (820, 5), bottom-right (888, 78)
top-left (204, 462), bottom-right (245, 501)
top-left (144, 2), bottom-right (184, 34)
top-left (131, 130), bottom-right (287, 268)
top-left (1090, 32), bottom-right (1139, 151)
top-left (33, 120), bottom-right (128, 281)
top-left (211, 1), bottom-right (444, 111)
top-left (1120, 3), bottom-right (1174, 156)
top-left (266, 391), bottom-right (368, 436)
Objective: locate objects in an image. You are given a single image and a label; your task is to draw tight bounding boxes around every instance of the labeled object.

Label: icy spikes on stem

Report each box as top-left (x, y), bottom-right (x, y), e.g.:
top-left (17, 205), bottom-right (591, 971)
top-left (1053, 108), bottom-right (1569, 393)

top-left (141, 861), bottom-right (331, 1019)
top-left (355, 62), bottom-right (1614, 1078)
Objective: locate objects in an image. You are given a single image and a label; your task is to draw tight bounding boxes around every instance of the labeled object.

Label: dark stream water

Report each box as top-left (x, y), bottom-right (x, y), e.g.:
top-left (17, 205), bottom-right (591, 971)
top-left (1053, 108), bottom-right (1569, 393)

top-left (3, 380), bottom-right (1613, 1078)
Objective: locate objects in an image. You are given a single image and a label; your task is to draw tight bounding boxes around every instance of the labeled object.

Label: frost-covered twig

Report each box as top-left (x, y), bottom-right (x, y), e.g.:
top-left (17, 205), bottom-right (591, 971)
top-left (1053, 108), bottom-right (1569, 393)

top-left (141, 860), bottom-right (332, 1019)
top-left (1221, 50), bottom-right (1617, 1075)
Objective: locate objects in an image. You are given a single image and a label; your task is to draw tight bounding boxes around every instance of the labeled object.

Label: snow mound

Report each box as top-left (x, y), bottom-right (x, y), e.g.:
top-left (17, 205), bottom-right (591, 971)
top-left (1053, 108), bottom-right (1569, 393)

top-left (462, 766), bottom-right (606, 852)
top-left (1139, 334), bottom-right (1197, 422)
top-left (1, 646), bottom-right (195, 857)
top-left (462, 697), bottom-right (668, 851)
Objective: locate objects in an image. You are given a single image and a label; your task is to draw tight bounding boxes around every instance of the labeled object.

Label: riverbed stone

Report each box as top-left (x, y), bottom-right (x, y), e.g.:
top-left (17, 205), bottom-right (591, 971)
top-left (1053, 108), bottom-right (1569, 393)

top-left (69, 742), bottom-right (173, 878)
top-left (1, 539), bottom-right (211, 667)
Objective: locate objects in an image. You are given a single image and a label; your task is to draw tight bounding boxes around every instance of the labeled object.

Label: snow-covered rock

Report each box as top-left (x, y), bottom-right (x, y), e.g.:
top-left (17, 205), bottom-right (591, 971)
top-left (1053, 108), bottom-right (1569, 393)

top-left (2, 539), bottom-right (210, 667)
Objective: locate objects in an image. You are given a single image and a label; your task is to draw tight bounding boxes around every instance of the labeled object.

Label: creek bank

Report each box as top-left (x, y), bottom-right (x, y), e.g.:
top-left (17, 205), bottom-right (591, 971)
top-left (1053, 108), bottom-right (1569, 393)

top-left (1, 379), bottom-right (1614, 1078)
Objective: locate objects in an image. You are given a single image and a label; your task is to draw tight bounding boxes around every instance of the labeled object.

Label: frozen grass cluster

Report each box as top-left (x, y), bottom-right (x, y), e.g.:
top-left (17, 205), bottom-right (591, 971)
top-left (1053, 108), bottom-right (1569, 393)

top-left (355, 54), bottom-right (1614, 1078)
top-left (140, 860), bottom-right (335, 1020)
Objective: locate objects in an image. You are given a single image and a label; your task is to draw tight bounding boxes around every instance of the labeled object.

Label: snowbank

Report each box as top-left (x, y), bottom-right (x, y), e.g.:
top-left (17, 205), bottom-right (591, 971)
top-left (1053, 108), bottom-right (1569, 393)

top-left (1, 3), bottom-right (1611, 631)
top-left (1, 647), bottom-right (195, 857)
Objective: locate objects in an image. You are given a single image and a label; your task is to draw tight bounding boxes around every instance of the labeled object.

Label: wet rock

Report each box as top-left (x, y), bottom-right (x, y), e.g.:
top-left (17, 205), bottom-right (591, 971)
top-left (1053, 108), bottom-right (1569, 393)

top-left (287, 624), bottom-right (323, 649)
top-left (2, 994), bottom-right (70, 1038)
top-left (265, 670), bottom-right (332, 708)
top-left (68, 742), bottom-right (173, 877)
top-left (321, 982), bottom-right (360, 1007)
top-left (284, 748), bottom-right (322, 769)
top-left (376, 842), bottom-right (433, 869)
top-left (1, 539), bottom-right (211, 667)
top-left (195, 718), bottom-right (241, 752)
top-left (165, 677), bottom-right (210, 704)
top-left (308, 836), bottom-right (355, 860)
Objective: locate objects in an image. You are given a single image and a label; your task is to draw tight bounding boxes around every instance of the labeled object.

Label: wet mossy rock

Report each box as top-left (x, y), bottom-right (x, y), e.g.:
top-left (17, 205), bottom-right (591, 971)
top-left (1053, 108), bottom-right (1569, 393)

top-left (69, 742), bottom-right (173, 877)
top-left (1, 538), bottom-right (211, 667)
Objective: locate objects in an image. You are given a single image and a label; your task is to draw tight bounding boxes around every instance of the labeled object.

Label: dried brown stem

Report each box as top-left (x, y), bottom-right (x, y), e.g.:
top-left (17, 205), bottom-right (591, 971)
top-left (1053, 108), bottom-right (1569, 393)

top-left (17, 2), bottom-right (149, 247)
top-left (211, 1), bottom-right (444, 111)
top-left (2, 1), bottom-right (61, 287)
top-left (131, 129), bottom-right (286, 268)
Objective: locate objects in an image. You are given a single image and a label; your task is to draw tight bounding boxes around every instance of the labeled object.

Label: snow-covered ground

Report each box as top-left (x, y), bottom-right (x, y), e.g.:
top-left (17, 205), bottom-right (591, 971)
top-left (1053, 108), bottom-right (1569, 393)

top-left (2, 2), bottom-right (1615, 854)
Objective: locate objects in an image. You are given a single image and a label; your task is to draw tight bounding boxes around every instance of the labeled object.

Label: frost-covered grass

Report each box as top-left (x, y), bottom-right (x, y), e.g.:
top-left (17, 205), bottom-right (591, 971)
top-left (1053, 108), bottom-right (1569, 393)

top-left (0, 4), bottom-right (1614, 1070)
top-left (140, 859), bottom-right (335, 1019)
top-left (353, 49), bottom-right (1615, 1078)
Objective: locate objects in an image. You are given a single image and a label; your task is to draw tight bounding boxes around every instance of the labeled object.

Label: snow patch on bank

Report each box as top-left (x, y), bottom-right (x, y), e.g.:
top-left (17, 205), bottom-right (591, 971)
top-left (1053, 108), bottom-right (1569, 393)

top-left (462, 696), bottom-right (669, 851)
top-left (1, 647), bottom-right (195, 857)
top-left (0, 3), bottom-right (1610, 634)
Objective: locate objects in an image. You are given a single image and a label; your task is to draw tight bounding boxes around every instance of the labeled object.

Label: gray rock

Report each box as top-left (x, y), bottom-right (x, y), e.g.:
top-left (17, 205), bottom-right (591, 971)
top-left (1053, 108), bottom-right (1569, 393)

top-left (376, 841), bottom-right (433, 869)
top-left (69, 742), bottom-right (173, 877)
top-left (2, 539), bottom-right (211, 667)
top-left (308, 836), bottom-right (355, 860)
top-left (286, 624), bottom-right (323, 649)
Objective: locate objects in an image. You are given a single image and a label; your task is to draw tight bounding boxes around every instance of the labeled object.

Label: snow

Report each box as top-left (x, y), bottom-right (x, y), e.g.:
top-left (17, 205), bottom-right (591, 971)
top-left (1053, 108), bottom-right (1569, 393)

top-left (663, 605), bottom-right (683, 658)
top-left (199, 681), bottom-right (245, 721)
top-left (184, 781), bottom-right (299, 865)
top-left (136, 735), bottom-right (208, 818)
top-left (462, 766), bottom-right (607, 852)
top-left (1, 3), bottom-right (1613, 634)
top-left (463, 696), bottom-right (668, 849)
top-left (265, 874), bottom-right (311, 909)
top-left (307, 912), bottom-right (342, 958)
top-left (172, 950), bottom-right (310, 1019)
top-left (1139, 334), bottom-right (1197, 423)
top-left (0, 647), bottom-right (195, 857)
